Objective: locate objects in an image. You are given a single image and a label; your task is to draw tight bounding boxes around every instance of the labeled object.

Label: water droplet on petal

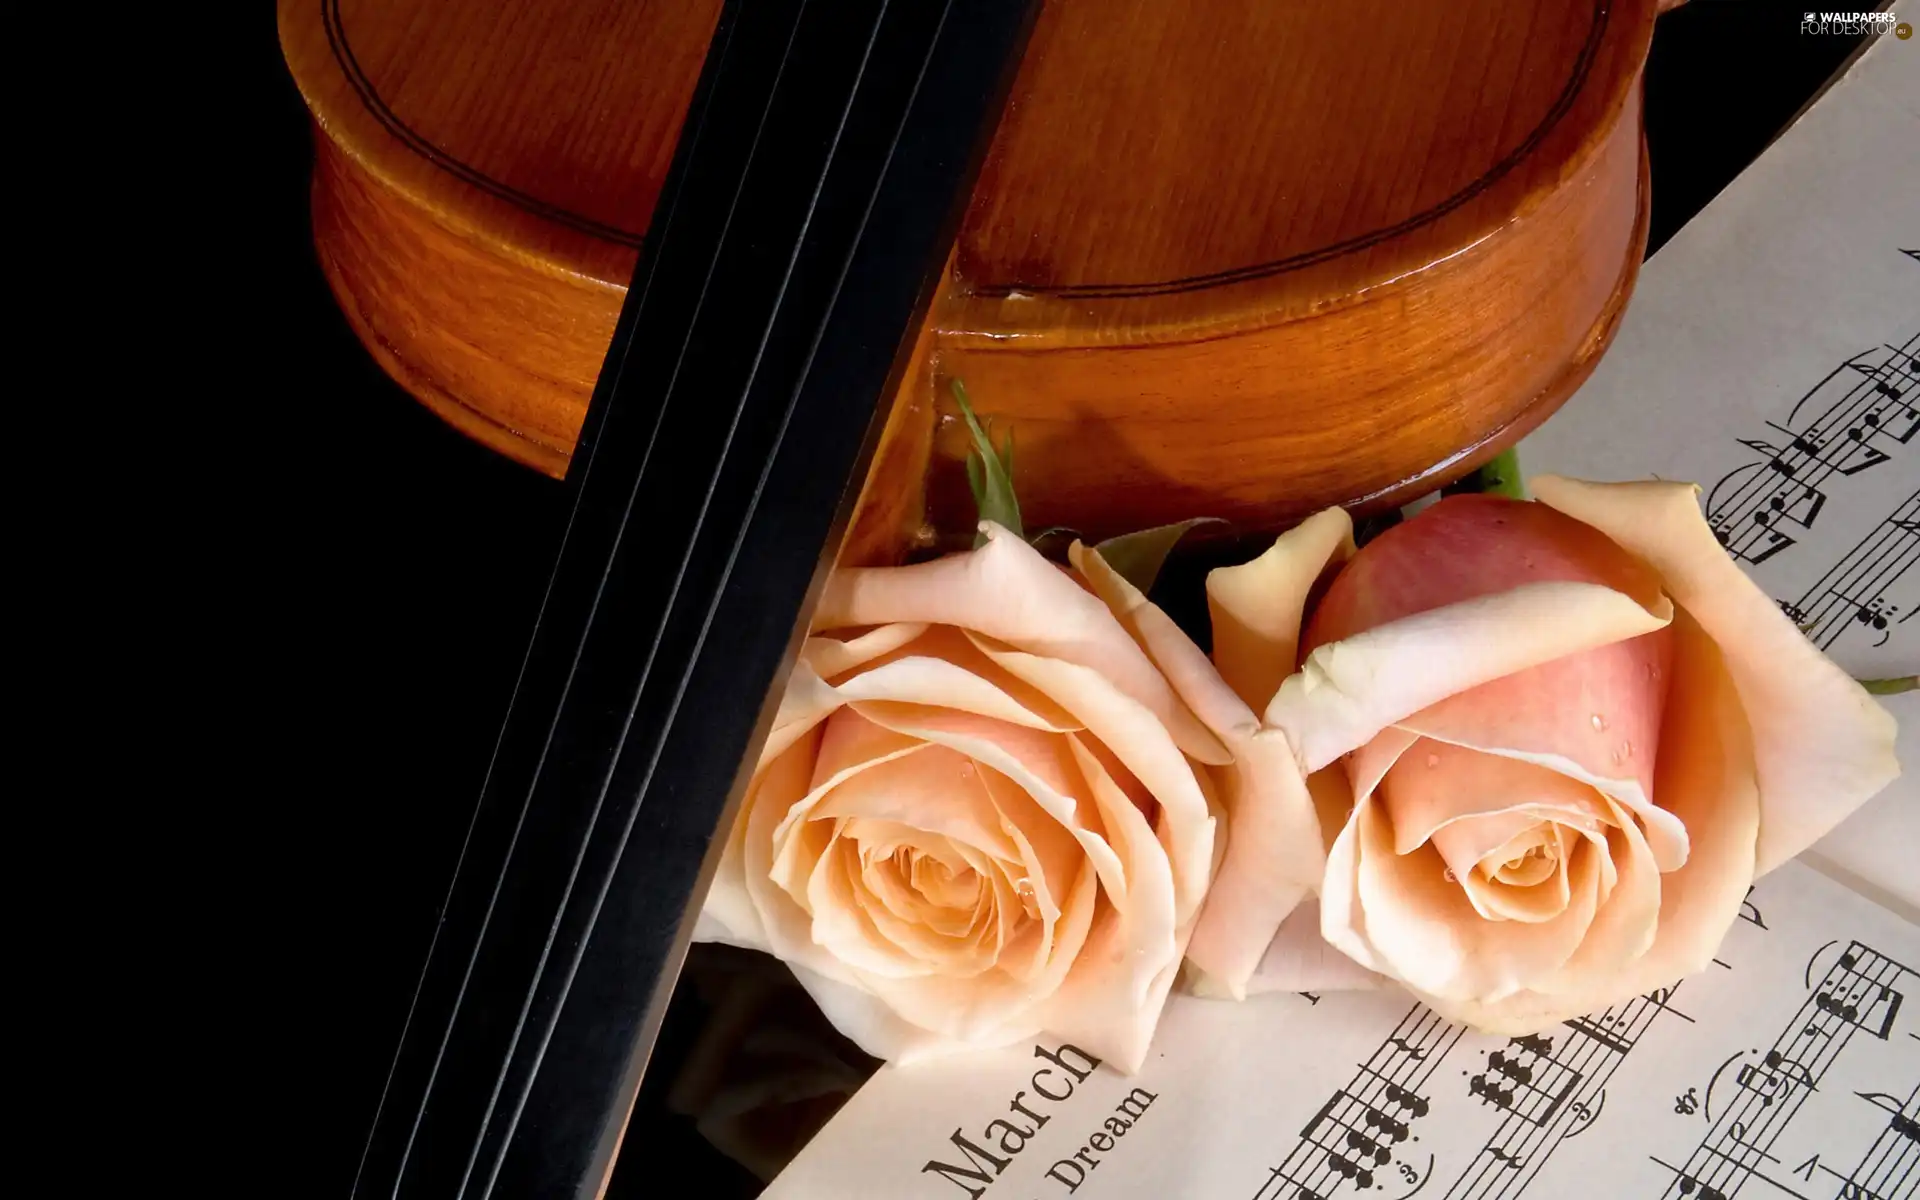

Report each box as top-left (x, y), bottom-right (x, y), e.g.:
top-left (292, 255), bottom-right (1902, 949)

top-left (1611, 741), bottom-right (1633, 765)
top-left (1645, 663), bottom-right (1660, 682)
top-left (1015, 877), bottom-right (1036, 899)
top-left (1443, 867), bottom-right (1458, 884)
top-left (1425, 753), bottom-right (1441, 769)
top-left (1590, 713), bottom-right (1607, 732)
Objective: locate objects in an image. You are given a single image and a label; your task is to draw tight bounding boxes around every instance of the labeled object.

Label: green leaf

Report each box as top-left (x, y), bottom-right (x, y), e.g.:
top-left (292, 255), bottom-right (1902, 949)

top-left (1092, 518), bottom-right (1225, 594)
top-left (1858, 675), bottom-right (1918, 696)
top-left (951, 380), bottom-right (1023, 546)
top-left (1444, 447), bottom-right (1527, 501)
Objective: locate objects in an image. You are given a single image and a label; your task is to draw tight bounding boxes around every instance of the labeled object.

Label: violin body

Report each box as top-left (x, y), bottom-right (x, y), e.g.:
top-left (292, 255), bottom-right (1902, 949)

top-left (282, 0), bottom-right (1655, 559)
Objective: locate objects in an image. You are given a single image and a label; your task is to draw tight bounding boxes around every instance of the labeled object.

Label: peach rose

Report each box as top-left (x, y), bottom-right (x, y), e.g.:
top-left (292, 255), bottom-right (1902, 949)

top-left (1245, 478), bottom-right (1898, 1030)
top-left (696, 524), bottom-right (1312, 1070)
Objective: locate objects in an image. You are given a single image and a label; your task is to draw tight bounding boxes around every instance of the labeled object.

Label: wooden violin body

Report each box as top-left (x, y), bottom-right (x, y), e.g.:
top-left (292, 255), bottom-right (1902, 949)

top-left (282, 0), bottom-right (1655, 560)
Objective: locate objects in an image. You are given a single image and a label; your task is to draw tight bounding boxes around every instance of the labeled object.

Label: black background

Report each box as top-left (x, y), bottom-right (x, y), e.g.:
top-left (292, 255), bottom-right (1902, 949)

top-left (221, 2), bottom-right (1880, 1193)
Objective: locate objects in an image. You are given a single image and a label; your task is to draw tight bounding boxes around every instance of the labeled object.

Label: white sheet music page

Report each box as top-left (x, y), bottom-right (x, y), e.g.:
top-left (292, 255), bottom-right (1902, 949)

top-left (762, 36), bottom-right (1919, 1200)
top-left (766, 863), bottom-right (1915, 1200)
top-left (1520, 34), bottom-right (1917, 912)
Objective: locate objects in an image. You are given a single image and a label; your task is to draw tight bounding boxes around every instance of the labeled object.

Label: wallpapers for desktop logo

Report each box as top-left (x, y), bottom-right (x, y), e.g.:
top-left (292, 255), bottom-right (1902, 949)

top-left (1800, 10), bottom-right (1909, 36)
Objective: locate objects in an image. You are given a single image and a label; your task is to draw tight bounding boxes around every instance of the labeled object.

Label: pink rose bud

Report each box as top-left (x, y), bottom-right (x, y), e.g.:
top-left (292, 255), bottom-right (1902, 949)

top-left (1256, 478), bottom-right (1899, 1032)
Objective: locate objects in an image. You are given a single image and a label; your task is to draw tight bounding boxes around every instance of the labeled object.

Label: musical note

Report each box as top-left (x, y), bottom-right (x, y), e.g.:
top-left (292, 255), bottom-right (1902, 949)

top-left (1651, 939), bottom-right (1919, 1200)
top-left (1779, 489), bottom-right (1919, 654)
top-left (1675, 1173), bottom-right (1727, 1200)
top-left (1326, 1152), bottom-right (1373, 1188)
top-left (1387, 1037), bottom-right (1427, 1061)
top-left (1509, 1034), bottom-right (1553, 1057)
top-left (1707, 329), bottom-right (1920, 570)
top-left (1488, 1149), bottom-right (1525, 1170)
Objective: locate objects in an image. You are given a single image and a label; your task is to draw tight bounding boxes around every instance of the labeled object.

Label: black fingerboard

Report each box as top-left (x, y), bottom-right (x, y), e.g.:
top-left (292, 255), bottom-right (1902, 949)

top-left (349, 1), bottom-right (1038, 1194)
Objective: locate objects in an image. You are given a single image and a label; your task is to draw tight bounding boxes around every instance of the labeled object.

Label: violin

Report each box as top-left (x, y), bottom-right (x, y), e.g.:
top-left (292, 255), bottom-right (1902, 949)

top-left (281, 0), bottom-right (1658, 564)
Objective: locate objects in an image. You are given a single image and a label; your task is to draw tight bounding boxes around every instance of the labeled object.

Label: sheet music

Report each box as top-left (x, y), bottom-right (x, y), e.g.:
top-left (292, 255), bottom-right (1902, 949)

top-left (765, 862), bottom-right (1917, 1200)
top-left (1520, 33), bottom-right (1918, 912)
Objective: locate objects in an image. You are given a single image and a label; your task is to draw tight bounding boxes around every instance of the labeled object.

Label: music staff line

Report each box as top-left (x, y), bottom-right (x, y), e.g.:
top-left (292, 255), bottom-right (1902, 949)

top-left (1780, 490), bottom-right (1919, 652)
top-left (1708, 329), bottom-right (1920, 568)
top-left (1249, 982), bottom-right (1696, 1200)
top-left (1444, 986), bottom-right (1691, 1200)
top-left (1829, 1083), bottom-right (1920, 1200)
top-left (1252, 1004), bottom-right (1463, 1200)
top-left (1650, 941), bottom-right (1917, 1200)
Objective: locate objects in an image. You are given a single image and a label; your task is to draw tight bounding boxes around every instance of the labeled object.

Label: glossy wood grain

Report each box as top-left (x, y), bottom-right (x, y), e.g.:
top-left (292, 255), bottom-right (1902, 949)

top-left (281, 0), bottom-right (1658, 561)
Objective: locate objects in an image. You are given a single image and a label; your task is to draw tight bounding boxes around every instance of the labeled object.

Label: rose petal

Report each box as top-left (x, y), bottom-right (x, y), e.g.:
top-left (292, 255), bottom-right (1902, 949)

top-left (974, 641), bottom-right (1216, 924)
top-left (1532, 475), bottom-right (1898, 873)
top-left (1397, 623), bottom-right (1672, 815)
top-left (1182, 729), bottom-right (1328, 998)
top-left (1380, 738), bottom-right (1613, 854)
top-left (802, 623), bottom-right (929, 680)
top-left (1425, 610), bottom-right (1763, 1030)
top-left (858, 859), bottom-right (1100, 1051)
top-left (784, 962), bottom-right (949, 1061)
top-left (808, 744), bottom-right (1021, 860)
top-left (1330, 791), bottom-right (1603, 1001)
top-left (1533, 800), bottom-right (1660, 994)
top-left (1269, 581), bottom-right (1674, 773)
top-left (1032, 904), bottom-right (1189, 1074)
top-left (817, 523), bottom-right (1227, 765)
top-left (1229, 897), bottom-right (1386, 997)
top-left (1349, 728), bottom-right (1421, 803)
top-left (1305, 494), bottom-right (1670, 646)
top-left (1069, 534), bottom-right (1331, 1001)
top-left (834, 652), bottom-right (1078, 732)
top-left (1206, 507), bottom-right (1356, 713)
top-left (1067, 733), bottom-right (1181, 1005)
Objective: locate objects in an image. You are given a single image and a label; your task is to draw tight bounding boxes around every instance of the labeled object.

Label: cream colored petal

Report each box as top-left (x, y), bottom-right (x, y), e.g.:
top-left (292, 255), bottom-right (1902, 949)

top-left (1349, 728), bottom-right (1421, 804)
top-left (1344, 790), bottom-right (1603, 1001)
top-left (1532, 475), bottom-right (1899, 873)
top-left (1207, 508), bottom-right (1356, 713)
top-left (1383, 739), bottom-right (1613, 854)
top-left (807, 744), bottom-right (1021, 861)
top-left (835, 650), bottom-right (1079, 732)
top-left (1318, 797), bottom-right (1392, 977)
top-left (1226, 898), bottom-right (1387, 997)
top-left (1067, 734), bottom-right (1181, 1006)
top-left (1183, 728), bottom-right (1327, 999)
top-left (764, 664), bottom-right (845, 764)
top-left (1460, 826), bottom-right (1571, 924)
top-left (1534, 804), bottom-right (1661, 994)
top-left (1070, 540), bottom-right (1241, 760)
top-left (807, 832), bottom-right (938, 979)
top-left (1401, 733), bottom-right (1688, 874)
top-left (817, 523), bottom-right (1222, 760)
top-left (1430, 811), bottom-right (1547, 885)
top-left (767, 715), bottom-right (924, 900)
top-left (1269, 581), bottom-right (1673, 773)
top-left (1034, 905), bottom-right (1189, 1074)
top-left (741, 727), bottom-right (853, 978)
top-left (859, 858), bottom-right (1100, 1051)
top-left (979, 641), bottom-right (1216, 923)
top-left (802, 622), bottom-right (929, 680)
top-left (868, 709), bottom-right (1134, 909)
top-left (1423, 610), bottom-right (1764, 1032)
top-left (784, 963), bottom-right (950, 1063)
top-left (1071, 531), bottom-right (1327, 1000)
